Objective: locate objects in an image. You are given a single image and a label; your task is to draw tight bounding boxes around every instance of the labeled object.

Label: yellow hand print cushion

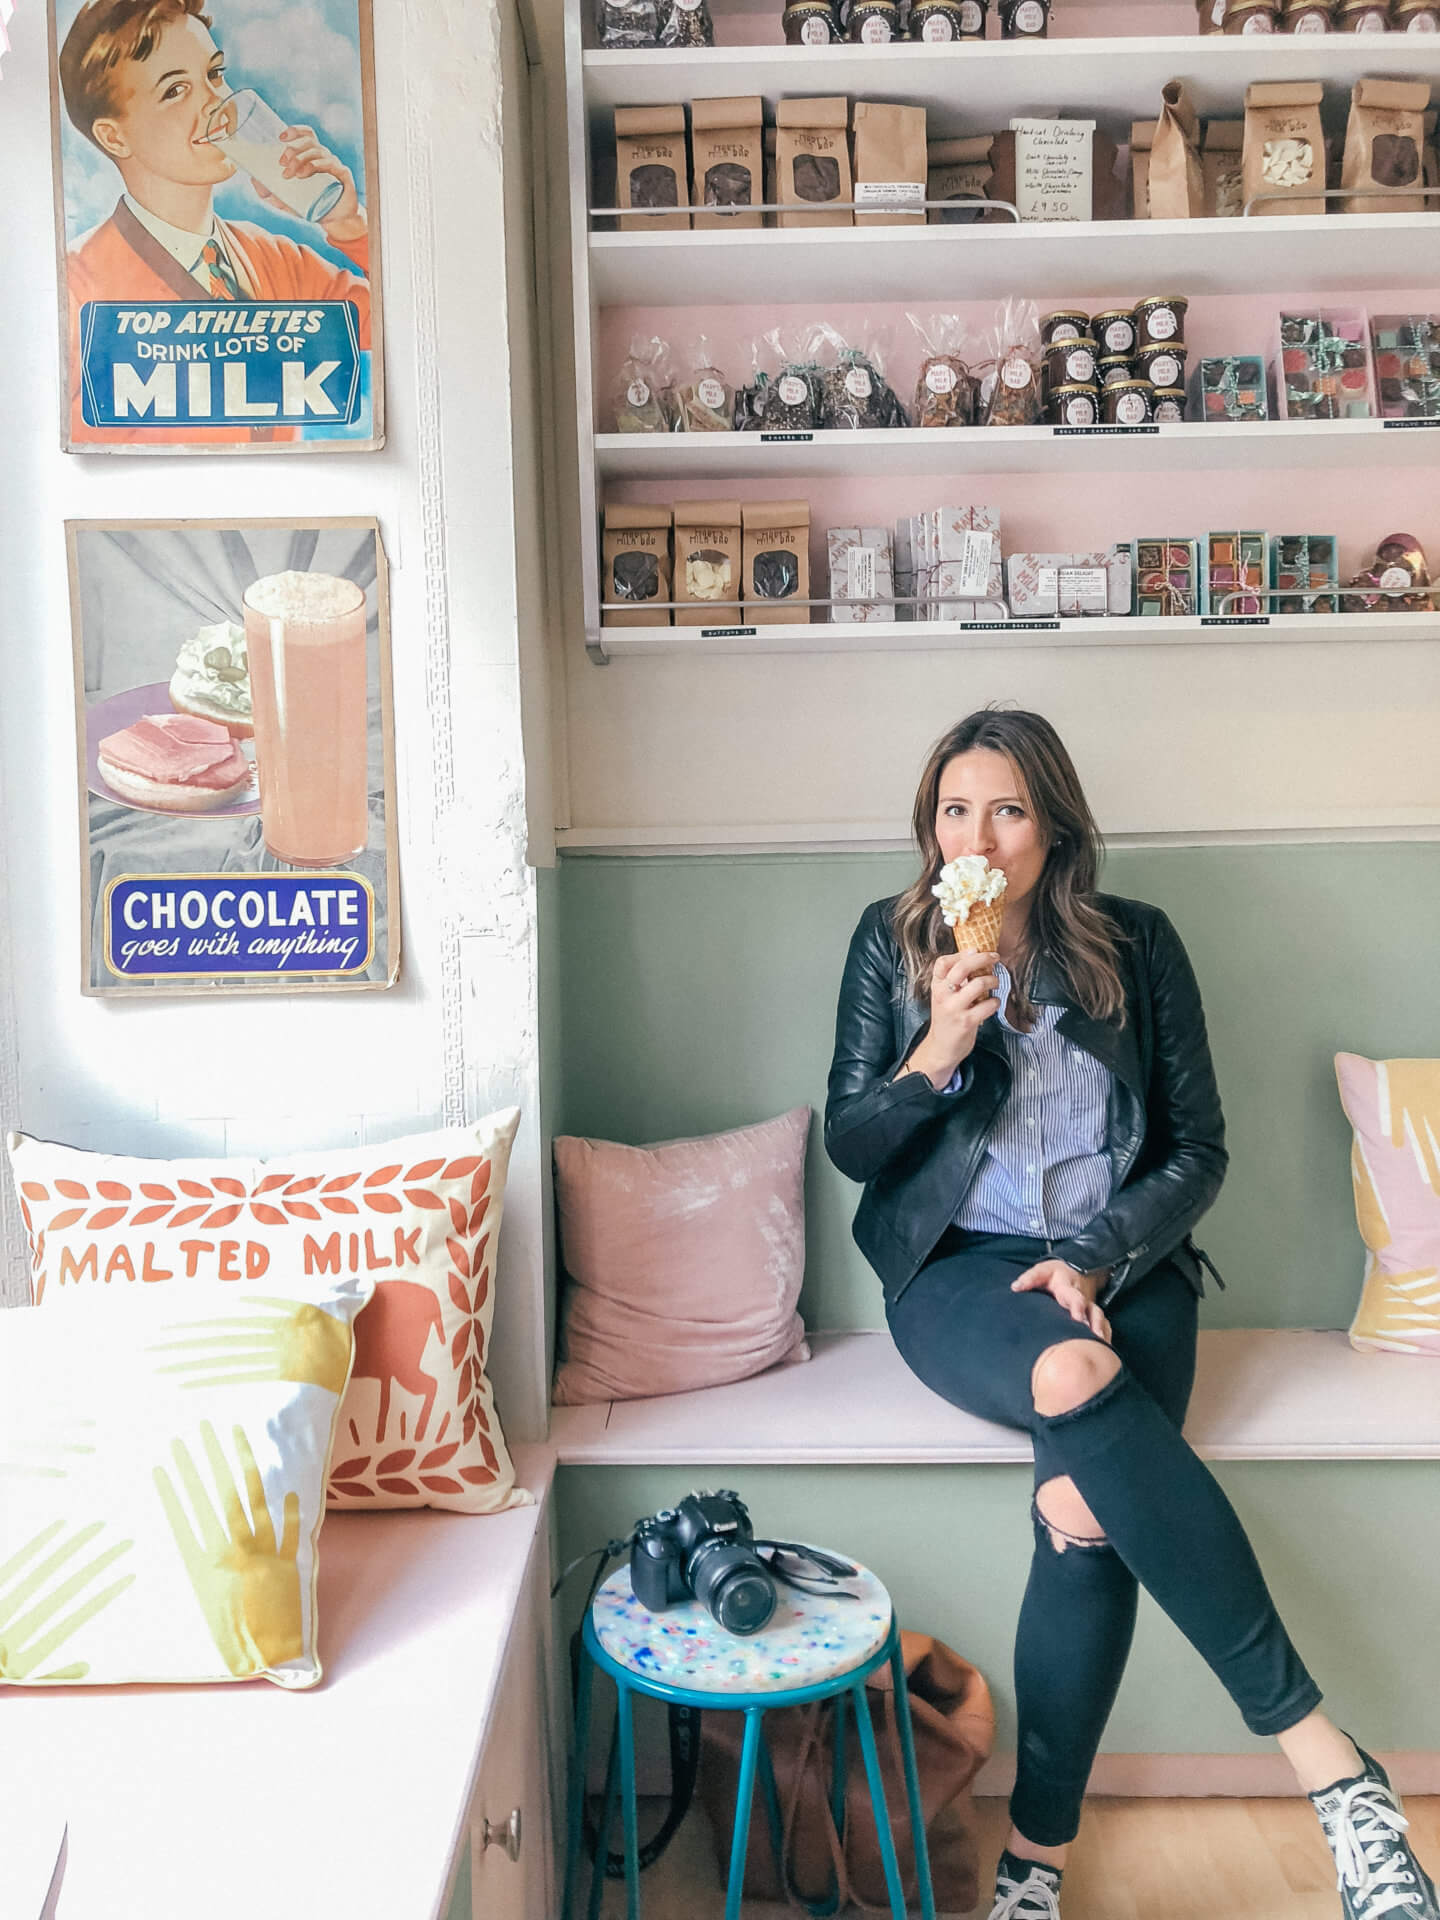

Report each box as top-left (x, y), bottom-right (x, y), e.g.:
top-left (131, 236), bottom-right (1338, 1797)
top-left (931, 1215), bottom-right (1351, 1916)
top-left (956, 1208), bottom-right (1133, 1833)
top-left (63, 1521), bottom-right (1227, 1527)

top-left (0, 1272), bottom-right (372, 1688)
top-left (1335, 1053), bottom-right (1440, 1356)
top-left (8, 1111), bottom-right (526, 1514)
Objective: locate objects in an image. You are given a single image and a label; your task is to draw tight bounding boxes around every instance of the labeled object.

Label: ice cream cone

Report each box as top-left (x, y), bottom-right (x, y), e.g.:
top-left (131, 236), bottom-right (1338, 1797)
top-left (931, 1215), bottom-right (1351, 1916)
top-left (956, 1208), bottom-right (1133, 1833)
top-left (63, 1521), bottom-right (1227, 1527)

top-left (951, 897), bottom-right (1006, 955)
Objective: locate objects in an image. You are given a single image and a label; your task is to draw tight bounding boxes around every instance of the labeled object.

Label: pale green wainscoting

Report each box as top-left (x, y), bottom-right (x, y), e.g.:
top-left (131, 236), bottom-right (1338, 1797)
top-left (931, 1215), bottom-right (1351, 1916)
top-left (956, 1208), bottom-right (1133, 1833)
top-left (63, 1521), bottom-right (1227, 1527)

top-left (542, 846), bottom-right (1440, 1757)
top-left (547, 844), bottom-right (1440, 1332)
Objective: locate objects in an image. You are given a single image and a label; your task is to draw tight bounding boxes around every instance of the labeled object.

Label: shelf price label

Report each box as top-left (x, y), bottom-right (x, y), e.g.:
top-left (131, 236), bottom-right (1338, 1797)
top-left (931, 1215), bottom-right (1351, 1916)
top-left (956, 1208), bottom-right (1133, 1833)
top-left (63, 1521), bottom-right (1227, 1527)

top-left (1201, 615), bottom-right (1271, 627)
top-left (760, 431), bottom-right (814, 443)
top-left (1053, 424), bottom-right (1160, 437)
top-left (1383, 418), bottom-right (1440, 430)
top-left (961, 619), bottom-right (1060, 632)
top-left (699, 626), bottom-right (758, 638)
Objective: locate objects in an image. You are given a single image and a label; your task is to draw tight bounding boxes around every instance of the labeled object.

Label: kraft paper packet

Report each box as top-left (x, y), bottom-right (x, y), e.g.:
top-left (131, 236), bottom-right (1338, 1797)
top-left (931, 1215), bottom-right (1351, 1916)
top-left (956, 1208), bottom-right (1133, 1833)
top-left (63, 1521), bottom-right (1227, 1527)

top-left (690, 97), bottom-right (764, 230)
top-left (615, 105), bottom-right (690, 232)
top-left (1243, 82), bottom-right (1325, 217)
top-left (673, 501), bottom-right (743, 626)
top-left (1130, 119), bottom-right (1157, 217)
top-left (742, 501), bottom-right (811, 624)
top-left (1341, 79), bottom-right (1433, 215)
top-left (775, 98), bottom-right (853, 228)
top-left (990, 125), bottom-right (1124, 221)
top-left (1148, 80), bottom-right (1204, 219)
top-left (851, 101), bottom-right (928, 226)
top-left (927, 135), bottom-right (994, 223)
top-left (602, 503), bottom-right (672, 627)
top-left (1203, 120), bottom-right (1245, 217)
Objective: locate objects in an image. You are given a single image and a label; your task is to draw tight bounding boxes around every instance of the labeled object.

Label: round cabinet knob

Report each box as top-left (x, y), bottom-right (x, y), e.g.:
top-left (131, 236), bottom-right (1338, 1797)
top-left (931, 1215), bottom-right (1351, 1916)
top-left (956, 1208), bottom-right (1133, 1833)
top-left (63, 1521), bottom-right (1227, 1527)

top-left (481, 1807), bottom-right (522, 1862)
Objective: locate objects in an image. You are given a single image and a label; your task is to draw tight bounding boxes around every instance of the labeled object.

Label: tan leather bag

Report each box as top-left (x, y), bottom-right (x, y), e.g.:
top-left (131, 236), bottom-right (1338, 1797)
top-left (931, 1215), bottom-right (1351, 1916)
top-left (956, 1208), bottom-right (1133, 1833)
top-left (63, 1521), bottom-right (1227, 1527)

top-left (697, 1631), bottom-right (994, 1912)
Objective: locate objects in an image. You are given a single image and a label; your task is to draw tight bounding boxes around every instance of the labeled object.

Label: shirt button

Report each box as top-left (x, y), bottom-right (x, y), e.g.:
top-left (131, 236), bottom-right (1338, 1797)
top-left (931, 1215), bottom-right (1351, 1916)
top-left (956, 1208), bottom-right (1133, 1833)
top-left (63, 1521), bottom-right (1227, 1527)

top-left (1030, 1218), bottom-right (1043, 1230)
top-left (1027, 1117), bottom-right (1037, 1127)
top-left (1026, 1165), bottom-right (1036, 1175)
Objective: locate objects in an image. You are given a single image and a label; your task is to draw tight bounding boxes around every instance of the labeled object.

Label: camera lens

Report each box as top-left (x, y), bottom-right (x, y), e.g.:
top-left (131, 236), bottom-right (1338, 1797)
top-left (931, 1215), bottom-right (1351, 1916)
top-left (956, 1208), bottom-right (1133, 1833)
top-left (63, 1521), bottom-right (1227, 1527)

top-left (688, 1538), bottom-right (776, 1636)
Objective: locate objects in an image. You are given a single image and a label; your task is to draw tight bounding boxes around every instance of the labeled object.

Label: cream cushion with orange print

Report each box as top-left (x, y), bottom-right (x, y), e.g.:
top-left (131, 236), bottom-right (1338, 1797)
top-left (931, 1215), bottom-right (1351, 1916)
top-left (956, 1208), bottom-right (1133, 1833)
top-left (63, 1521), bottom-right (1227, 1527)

top-left (1334, 1053), bottom-right (1440, 1355)
top-left (7, 1110), bottom-right (527, 1514)
top-left (0, 1272), bottom-right (372, 1688)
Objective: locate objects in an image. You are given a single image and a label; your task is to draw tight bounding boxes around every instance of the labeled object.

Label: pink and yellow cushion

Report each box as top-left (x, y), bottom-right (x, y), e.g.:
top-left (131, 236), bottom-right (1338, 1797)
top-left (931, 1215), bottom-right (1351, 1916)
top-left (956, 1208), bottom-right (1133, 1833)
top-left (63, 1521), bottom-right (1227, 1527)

top-left (0, 1273), bottom-right (372, 1688)
top-left (7, 1112), bottom-right (528, 1513)
top-left (1334, 1053), bottom-right (1440, 1355)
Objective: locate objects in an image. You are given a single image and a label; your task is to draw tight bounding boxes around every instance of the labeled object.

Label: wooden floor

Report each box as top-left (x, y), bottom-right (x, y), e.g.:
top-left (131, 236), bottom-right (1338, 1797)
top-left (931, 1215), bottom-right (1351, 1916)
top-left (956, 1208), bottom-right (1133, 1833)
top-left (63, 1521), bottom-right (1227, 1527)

top-left (592, 1792), bottom-right (1440, 1918)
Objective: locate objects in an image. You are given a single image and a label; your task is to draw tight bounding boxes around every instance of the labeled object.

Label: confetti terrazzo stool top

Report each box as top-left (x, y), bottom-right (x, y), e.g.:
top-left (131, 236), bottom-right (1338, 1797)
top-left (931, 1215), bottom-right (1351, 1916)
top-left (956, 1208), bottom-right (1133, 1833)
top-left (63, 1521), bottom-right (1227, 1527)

top-left (561, 1549), bottom-right (936, 1920)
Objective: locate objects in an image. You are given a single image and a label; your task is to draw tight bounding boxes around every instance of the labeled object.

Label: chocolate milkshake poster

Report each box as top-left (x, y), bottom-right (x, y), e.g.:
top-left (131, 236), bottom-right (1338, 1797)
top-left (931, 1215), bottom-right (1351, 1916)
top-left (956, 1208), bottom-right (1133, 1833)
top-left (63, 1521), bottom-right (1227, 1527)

top-left (66, 516), bottom-right (399, 996)
top-left (48, 0), bottom-right (383, 452)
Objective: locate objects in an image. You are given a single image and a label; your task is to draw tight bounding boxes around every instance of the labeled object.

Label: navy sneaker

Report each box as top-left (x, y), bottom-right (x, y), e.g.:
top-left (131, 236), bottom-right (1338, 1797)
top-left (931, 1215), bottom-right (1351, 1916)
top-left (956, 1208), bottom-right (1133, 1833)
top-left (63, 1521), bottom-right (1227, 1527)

top-left (987, 1847), bottom-right (1063, 1920)
top-left (1309, 1740), bottom-right (1440, 1919)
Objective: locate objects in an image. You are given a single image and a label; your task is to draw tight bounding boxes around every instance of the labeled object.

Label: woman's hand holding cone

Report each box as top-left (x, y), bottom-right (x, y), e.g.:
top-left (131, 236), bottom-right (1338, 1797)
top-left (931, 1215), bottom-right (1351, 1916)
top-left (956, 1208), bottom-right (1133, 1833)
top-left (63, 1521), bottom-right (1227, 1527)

top-left (901, 950), bottom-right (1001, 1088)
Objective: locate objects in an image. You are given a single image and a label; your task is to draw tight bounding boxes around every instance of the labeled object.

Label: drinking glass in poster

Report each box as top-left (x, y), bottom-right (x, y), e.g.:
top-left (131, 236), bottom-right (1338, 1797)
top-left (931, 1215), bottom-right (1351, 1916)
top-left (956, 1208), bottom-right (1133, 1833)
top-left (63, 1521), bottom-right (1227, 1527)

top-left (68, 518), bottom-right (399, 995)
top-left (48, 0), bottom-right (383, 452)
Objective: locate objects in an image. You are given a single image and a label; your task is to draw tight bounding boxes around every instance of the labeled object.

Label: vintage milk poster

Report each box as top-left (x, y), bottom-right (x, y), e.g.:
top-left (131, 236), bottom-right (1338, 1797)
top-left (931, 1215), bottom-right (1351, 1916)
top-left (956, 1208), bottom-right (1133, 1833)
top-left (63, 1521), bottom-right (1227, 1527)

top-left (68, 517), bottom-right (399, 995)
top-left (49, 0), bottom-right (383, 451)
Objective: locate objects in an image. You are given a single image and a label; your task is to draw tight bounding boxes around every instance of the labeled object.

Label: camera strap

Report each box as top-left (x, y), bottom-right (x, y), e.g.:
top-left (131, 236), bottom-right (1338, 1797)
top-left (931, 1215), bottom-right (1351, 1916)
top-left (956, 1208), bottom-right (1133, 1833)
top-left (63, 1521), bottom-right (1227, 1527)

top-left (758, 1539), bottom-right (862, 1601)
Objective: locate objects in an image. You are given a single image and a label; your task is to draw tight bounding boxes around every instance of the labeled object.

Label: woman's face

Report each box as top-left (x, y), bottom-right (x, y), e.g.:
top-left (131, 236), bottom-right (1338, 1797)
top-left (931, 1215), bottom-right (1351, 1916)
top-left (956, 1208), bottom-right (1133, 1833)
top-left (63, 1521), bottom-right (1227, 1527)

top-left (934, 749), bottom-right (1049, 913)
top-left (91, 16), bottom-right (235, 188)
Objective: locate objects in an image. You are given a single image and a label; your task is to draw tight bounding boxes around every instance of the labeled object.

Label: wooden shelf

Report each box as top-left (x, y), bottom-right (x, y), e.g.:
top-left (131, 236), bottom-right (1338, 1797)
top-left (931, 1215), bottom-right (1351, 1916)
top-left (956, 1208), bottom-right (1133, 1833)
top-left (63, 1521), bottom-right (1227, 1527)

top-left (591, 610), bottom-right (1440, 657)
top-left (596, 418), bottom-right (1440, 477)
top-left (589, 212), bottom-right (1440, 308)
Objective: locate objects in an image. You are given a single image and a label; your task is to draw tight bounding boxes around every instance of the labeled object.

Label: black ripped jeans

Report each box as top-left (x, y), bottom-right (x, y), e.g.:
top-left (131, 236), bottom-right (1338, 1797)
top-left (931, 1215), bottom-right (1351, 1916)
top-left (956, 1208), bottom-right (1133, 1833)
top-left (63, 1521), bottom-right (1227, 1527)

top-left (886, 1228), bottom-right (1323, 1847)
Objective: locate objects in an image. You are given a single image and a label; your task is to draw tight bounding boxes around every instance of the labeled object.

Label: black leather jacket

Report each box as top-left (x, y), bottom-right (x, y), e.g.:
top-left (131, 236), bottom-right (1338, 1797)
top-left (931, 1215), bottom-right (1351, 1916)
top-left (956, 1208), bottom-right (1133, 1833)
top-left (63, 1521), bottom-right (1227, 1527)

top-left (824, 891), bottom-right (1228, 1310)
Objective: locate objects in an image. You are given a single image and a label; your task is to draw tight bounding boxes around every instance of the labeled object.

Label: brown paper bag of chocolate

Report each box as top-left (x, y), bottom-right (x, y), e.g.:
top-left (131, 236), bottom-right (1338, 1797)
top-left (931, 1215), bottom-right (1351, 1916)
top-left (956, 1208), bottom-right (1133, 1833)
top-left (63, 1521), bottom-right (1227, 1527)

top-left (1242, 82), bottom-right (1325, 217)
top-left (673, 502), bottom-right (744, 627)
top-left (616, 106), bottom-right (690, 232)
top-left (927, 135), bottom-right (994, 224)
top-left (775, 98), bottom-right (853, 228)
top-left (1341, 78), bottom-right (1433, 215)
top-left (1148, 80), bottom-right (1204, 219)
top-left (852, 101), bottom-right (928, 227)
top-left (1130, 119), bottom-right (1157, 217)
top-left (690, 98), bottom-right (764, 231)
top-left (742, 501), bottom-right (811, 625)
top-left (602, 504), bottom-right (672, 627)
top-left (1202, 119), bottom-right (1245, 217)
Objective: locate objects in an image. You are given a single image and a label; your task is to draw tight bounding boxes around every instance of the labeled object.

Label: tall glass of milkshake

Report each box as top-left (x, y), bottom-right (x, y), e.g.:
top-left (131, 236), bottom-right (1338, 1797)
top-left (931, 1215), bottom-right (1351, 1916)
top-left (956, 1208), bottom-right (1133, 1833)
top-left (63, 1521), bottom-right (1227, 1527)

top-left (244, 571), bottom-right (368, 867)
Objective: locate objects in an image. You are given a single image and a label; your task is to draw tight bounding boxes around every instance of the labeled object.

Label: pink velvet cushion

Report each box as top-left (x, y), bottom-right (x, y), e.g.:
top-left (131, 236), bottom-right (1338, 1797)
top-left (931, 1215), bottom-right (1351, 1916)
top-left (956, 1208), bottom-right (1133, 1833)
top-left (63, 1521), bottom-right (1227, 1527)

top-left (551, 1108), bottom-right (813, 1405)
top-left (1334, 1052), bottom-right (1440, 1355)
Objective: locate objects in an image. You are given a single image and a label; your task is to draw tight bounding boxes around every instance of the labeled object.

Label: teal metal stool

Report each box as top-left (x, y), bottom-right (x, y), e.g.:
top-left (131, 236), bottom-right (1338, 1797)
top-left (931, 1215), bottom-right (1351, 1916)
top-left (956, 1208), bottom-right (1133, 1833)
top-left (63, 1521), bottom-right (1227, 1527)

top-left (561, 1552), bottom-right (937, 1920)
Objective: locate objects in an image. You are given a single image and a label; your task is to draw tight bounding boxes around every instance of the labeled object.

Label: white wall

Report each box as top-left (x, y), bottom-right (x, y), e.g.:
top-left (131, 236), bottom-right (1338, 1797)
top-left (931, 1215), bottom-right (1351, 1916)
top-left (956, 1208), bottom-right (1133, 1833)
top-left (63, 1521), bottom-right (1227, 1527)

top-left (0, 0), bottom-right (555, 1440)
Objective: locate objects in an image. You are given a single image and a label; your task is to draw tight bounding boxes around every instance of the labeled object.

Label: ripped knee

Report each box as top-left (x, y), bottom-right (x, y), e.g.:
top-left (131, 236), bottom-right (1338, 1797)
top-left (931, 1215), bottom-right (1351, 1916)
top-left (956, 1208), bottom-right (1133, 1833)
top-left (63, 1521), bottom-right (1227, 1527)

top-left (1030, 1337), bottom-right (1122, 1417)
top-left (1034, 1475), bottom-right (1109, 1554)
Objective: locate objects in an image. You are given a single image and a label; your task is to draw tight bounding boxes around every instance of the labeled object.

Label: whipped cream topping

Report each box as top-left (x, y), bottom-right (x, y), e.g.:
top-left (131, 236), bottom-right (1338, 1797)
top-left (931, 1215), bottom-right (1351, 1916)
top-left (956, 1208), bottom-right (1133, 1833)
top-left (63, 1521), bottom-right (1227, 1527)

top-left (933, 855), bottom-right (1008, 925)
top-left (99, 713), bottom-right (249, 789)
top-left (170, 621), bottom-right (250, 717)
top-left (243, 570), bottom-right (364, 621)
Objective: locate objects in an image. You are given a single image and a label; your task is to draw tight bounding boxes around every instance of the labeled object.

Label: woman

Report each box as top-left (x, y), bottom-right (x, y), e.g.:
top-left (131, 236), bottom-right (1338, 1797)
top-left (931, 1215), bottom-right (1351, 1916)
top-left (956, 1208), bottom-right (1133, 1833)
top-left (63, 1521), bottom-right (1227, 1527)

top-left (825, 708), bottom-right (1436, 1920)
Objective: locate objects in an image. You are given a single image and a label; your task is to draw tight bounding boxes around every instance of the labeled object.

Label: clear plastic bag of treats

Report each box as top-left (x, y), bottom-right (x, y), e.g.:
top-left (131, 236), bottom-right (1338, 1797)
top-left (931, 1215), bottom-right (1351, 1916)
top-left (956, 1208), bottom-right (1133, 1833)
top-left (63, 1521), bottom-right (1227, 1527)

top-left (737, 327), bottom-right (824, 432)
top-left (1342, 531), bottom-right (1435, 614)
top-left (595, 0), bottom-right (661, 47)
top-left (657, 0), bottom-right (716, 44)
top-left (809, 320), bottom-right (911, 430)
top-left (612, 335), bottom-right (675, 433)
top-left (909, 311), bottom-right (979, 428)
top-left (981, 297), bottom-right (1043, 426)
top-left (673, 334), bottom-right (735, 432)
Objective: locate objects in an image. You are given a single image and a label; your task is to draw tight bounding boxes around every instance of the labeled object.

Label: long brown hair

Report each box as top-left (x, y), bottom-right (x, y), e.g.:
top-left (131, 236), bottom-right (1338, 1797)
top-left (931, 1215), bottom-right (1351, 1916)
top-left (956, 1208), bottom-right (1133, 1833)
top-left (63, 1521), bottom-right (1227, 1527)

top-left (893, 707), bottom-right (1130, 1028)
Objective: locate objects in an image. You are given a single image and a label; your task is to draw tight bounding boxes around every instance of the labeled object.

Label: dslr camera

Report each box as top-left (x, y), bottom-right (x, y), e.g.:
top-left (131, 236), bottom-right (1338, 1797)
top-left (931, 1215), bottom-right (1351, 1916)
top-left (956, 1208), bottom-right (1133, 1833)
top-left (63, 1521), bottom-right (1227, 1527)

top-left (630, 1489), bottom-right (777, 1637)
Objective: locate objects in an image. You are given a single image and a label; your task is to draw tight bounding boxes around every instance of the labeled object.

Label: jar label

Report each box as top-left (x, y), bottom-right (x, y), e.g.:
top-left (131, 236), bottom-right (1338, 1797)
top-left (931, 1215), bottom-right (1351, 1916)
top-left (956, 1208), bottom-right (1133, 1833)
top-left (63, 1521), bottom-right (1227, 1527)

top-left (1103, 319), bottom-right (1134, 352)
top-left (800, 14), bottom-right (831, 37)
top-left (698, 377), bottom-right (726, 409)
top-left (1001, 357), bottom-right (1032, 389)
top-left (1154, 398), bottom-right (1183, 421)
top-left (1146, 306), bottom-right (1179, 342)
top-left (959, 0), bottom-right (984, 24)
top-left (1011, 0), bottom-right (1045, 27)
top-left (926, 364), bottom-right (958, 394)
top-left (1211, 0), bottom-right (1226, 18)
top-left (922, 12), bottom-right (958, 34)
top-left (844, 366), bottom-right (874, 399)
top-left (1063, 394), bottom-right (1096, 424)
top-left (1115, 390), bottom-right (1149, 424)
top-left (1293, 8), bottom-right (1327, 24)
top-left (1405, 9), bottom-right (1440, 25)
top-left (627, 379), bottom-right (650, 407)
top-left (1050, 320), bottom-right (1081, 342)
top-left (778, 375), bottom-right (807, 405)
top-left (860, 13), bottom-right (892, 38)
top-left (1065, 346), bottom-right (1096, 383)
top-left (1379, 565), bottom-right (1412, 590)
top-left (1146, 353), bottom-right (1181, 387)
top-left (1241, 9), bottom-right (1275, 28)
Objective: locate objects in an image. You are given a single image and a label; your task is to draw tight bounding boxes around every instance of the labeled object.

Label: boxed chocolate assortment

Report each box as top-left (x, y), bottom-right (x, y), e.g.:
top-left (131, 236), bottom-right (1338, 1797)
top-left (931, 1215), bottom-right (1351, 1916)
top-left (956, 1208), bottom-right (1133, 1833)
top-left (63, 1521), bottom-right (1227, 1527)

top-left (1006, 549), bottom-right (1133, 617)
top-left (827, 527), bottom-right (896, 621)
top-left (852, 102), bottom-right (928, 226)
top-left (602, 504), bottom-right (673, 627)
top-left (673, 501), bottom-right (743, 625)
top-left (690, 97), bottom-right (765, 230)
top-left (742, 501), bottom-right (811, 623)
top-left (1204, 529), bottom-right (1266, 614)
top-left (1270, 534), bottom-right (1339, 612)
top-left (776, 98), bottom-right (853, 228)
top-left (1275, 309), bottom-right (1374, 419)
top-left (1133, 539), bottom-right (1201, 615)
top-left (615, 106), bottom-right (691, 231)
top-left (1194, 354), bottom-right (1269, 420)
top-left (1371, 315), bottom-right (1440, 417)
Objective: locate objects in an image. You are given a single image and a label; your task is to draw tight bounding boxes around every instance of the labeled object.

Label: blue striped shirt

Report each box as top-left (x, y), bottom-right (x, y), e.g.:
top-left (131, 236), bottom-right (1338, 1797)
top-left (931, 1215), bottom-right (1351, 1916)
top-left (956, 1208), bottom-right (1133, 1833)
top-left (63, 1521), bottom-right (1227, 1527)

top-left (952, 960), bottom-right (1114, 1240)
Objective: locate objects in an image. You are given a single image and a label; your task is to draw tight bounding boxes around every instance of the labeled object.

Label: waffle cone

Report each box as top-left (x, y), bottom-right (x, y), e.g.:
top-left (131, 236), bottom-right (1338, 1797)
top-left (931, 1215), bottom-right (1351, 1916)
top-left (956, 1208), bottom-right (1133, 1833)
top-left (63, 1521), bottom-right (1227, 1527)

top-left (951, 897), bottom-right (1006, 954)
